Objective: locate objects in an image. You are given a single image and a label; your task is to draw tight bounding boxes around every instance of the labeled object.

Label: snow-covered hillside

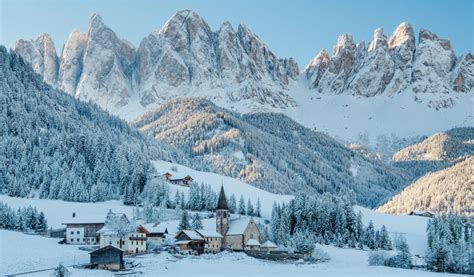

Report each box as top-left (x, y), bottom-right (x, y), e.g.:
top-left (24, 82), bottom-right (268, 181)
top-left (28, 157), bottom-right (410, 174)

top-left (132, 97), bottom-right (412, 207)
top-left (152, 160), bottom-right (292, 218)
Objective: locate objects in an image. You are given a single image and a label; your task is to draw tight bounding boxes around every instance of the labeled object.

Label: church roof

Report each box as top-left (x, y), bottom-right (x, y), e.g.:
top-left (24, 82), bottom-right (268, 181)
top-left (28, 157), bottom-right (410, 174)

top-left (216, 186), bottom-right (228, 210)
top-left (227, 217), bottom-right (252, 235)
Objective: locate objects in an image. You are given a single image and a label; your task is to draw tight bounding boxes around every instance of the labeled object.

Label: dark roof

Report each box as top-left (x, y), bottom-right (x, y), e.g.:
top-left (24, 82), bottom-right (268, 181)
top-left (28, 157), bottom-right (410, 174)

top-left (89, 245), bottom-right (124, 255)
top-left (216, 186), bottom-right (228, 210)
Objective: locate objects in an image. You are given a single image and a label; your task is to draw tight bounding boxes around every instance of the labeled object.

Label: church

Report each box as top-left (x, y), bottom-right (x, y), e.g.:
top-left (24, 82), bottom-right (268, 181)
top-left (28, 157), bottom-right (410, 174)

top-left (215, 187), bottom-right (261, 251)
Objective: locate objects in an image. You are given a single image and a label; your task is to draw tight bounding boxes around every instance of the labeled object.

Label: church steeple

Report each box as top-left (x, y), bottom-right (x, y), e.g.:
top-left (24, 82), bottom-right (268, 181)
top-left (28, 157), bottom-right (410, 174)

top-left (217, 186), bottom-right (228, 210)
top-left (216, 186), bottom-right (229, 236)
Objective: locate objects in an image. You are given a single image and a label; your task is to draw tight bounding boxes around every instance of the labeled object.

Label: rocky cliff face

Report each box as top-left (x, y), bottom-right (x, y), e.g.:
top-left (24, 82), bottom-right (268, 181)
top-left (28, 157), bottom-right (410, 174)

top-left (15, 33), bottom-right (59, 85)
top-left (305, 22), bottom-right (473, 107)
top-left (16, 10), bottom-right (298, 110)
top-left (136, 10), bottom-right (298, 107)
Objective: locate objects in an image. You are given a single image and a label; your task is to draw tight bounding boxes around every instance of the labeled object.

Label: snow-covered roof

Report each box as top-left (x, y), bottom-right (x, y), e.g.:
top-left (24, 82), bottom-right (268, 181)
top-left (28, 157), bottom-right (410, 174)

top-left (97, 225), bottom-right (116, 235)
top-left (89, 244), bottom-right (124, 254)
top-left (246, 238), bottom-right (261, 246)
top-left (227, 217), bottom-right (252, 235)
top-left (179, 230), bottom-right (204, 241)
top-left (62, 214), bottom-right (105, 225)
top-left (175, 240), bottom-right (192, 245)
top-left (261, 241), bottom-right (277, 248)
top-left (195, 229), bottom-right (223, 238)
top-left (141, 223), bottom-right (167, 234)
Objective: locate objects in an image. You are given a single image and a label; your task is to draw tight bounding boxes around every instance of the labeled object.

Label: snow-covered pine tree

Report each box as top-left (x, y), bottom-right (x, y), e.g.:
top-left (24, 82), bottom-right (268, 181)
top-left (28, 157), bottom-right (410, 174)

top-left (378, 225), bottom-right (392, 250)
top-left (191, 213), bottom-right (203, 230)
top-left (178, 210), bottom-right (191, 230)
top-left (238, 195), bottom-right (246, 215)
top-left (364, 221), bottom-right (376, 249)
top-left (228, 194), bottom-right (237, 213)
top-left (255, 198), bottom-right (261, 217)
top-left (246, 199), bottom-right (254, 216)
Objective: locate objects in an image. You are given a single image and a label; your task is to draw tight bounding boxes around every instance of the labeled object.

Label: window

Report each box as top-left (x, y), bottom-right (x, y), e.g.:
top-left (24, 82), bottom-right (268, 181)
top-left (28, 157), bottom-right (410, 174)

top-left (141, 241), bottom-right (143, 245)
top-left (83, 238), bottom-right (85, 242)
top-left (131, 241), bottom-right (134, 245)
top-left (70, 231), bottom-right (74, 235)
top-left (76, 238), bottom-right (80, 242)
top-left (70, 238), bottom-right (73, 242)
top-left (76, 231), bottom-right (80, 234)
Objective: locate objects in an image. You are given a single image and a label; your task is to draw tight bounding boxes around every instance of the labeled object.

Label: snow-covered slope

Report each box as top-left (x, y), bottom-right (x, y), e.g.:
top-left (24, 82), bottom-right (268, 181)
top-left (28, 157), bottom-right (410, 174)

top-left (377, 156), bottom-right (473, 216)
top-left (132, 97), bottom-right (411, 207)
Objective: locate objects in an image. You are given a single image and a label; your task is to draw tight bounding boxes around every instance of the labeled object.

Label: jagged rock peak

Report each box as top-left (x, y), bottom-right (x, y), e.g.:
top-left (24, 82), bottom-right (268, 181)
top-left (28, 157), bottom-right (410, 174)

top-left (14, 32), bottom-right (59, 85)
top-left (89, 13), bottom-right (103, 26)
top-left (368, 28), bottom-right (388, 52)
top-left (388, 22), bottom-right (415, 49)
top-left (220, 21), bottom-right (234, 30)
top-left (307, 49), bottom-right (330, 68)
top-left (333, 34), bottom-right (355, 56)
top-left (160, 9), bottom-right (211, 36)
top-left (419, 29), bottom-right (452, 51)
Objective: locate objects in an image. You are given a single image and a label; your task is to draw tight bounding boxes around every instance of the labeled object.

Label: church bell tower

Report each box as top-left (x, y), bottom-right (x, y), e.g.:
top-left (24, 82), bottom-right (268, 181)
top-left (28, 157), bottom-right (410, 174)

top-left (216, 186), bottom-right (229, 236)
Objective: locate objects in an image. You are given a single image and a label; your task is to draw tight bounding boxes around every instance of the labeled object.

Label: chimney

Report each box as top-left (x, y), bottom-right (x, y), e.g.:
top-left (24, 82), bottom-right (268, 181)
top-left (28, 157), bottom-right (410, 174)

top-left (72, 212), bottom-right (76, 218)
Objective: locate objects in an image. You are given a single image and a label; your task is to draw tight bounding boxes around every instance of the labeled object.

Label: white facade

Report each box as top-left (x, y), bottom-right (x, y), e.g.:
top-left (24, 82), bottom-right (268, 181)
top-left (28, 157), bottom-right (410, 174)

top-left (99, 232), bottom-right (147, 254)
top-left (66, 227), bottom-right (84, 244)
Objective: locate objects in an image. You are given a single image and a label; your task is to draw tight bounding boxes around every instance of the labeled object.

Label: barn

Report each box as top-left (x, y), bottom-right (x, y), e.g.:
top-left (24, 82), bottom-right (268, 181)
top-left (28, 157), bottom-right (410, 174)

top-left (89, 245), bottom-right (124, 271)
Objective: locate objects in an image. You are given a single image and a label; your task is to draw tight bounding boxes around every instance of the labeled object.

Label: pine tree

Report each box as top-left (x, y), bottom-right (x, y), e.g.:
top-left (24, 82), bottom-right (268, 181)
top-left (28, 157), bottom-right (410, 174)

top-left (378, 225), bottom-right (392, 250)
top-left (228, 194), bottom-right (237, 213)
top-left (255, 198), bottom-right (261, 217)
top-left (246, 199), bottom-right (254, 216)
top-left (238, 195), bottom-right (246, 215)
top-left (178, 210), bottom-right (190, 230)
top-left (191, 213), bottom-right (203, 230)
top-left (364, 221), bottom-right (376, 249)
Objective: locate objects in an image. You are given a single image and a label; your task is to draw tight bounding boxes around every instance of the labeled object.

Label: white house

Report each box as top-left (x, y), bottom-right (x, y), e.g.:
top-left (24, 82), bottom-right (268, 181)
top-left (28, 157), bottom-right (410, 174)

top-left (97, 210), bottom-right (147, 254)
top-left (62, 212), bottom-right (104, 245)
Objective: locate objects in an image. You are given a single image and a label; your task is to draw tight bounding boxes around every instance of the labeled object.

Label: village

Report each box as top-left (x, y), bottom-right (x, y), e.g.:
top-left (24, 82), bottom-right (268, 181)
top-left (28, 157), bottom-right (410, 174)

top-left (57, 181), bottom-right (288, 273)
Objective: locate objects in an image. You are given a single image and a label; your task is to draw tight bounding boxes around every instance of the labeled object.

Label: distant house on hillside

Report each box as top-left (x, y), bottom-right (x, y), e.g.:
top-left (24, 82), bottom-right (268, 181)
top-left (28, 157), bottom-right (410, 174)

top-left (89, 245), bottom-right (124, 271)
top-left (408, 210), bottom-right (435, 218)
top-left (161, 172), bottom-right (194, 186)
top-left (62, 212), bottom-right (104, 245)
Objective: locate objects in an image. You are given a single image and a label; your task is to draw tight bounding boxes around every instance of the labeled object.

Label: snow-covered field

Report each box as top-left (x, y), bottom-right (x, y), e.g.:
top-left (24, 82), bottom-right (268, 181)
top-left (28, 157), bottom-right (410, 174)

top-left (0, 229), bottom-right (461, 277)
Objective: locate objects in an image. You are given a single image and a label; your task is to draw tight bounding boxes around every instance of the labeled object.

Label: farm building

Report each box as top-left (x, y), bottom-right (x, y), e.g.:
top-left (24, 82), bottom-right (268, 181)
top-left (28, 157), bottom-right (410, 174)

top-left (175, 230), bottom-right (205, 254)
top-left (62, 212), bottom-right (104, 245)
top-left (89, 245), bottom-right (124, 271)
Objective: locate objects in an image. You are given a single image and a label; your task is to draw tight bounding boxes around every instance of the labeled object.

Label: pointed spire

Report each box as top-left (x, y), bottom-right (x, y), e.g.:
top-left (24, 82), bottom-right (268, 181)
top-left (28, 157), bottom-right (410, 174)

top-left (216, 186), bottom-right (228, 210)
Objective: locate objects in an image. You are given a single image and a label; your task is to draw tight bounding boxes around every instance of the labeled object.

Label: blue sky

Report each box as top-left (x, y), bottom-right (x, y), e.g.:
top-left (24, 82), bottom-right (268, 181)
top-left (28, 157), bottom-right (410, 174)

top-left (1, 0), bottom-right (472, 68)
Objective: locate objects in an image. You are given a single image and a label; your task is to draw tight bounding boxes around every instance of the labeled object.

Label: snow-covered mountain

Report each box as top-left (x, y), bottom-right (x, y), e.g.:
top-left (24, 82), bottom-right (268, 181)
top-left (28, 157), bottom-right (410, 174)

top-left (14, 12), bottom-right (473, 143)
top-left (304, 22), bottom-right (473, 109)
top-left (15, 10), bottom-right (298, 111)
top-left (132, 97), bottom-right (411, 207)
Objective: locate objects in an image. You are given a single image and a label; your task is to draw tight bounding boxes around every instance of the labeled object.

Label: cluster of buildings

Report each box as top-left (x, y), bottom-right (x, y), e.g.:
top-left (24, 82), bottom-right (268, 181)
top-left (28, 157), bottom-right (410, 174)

top-left (61, 187), bottom-right (277, 271)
